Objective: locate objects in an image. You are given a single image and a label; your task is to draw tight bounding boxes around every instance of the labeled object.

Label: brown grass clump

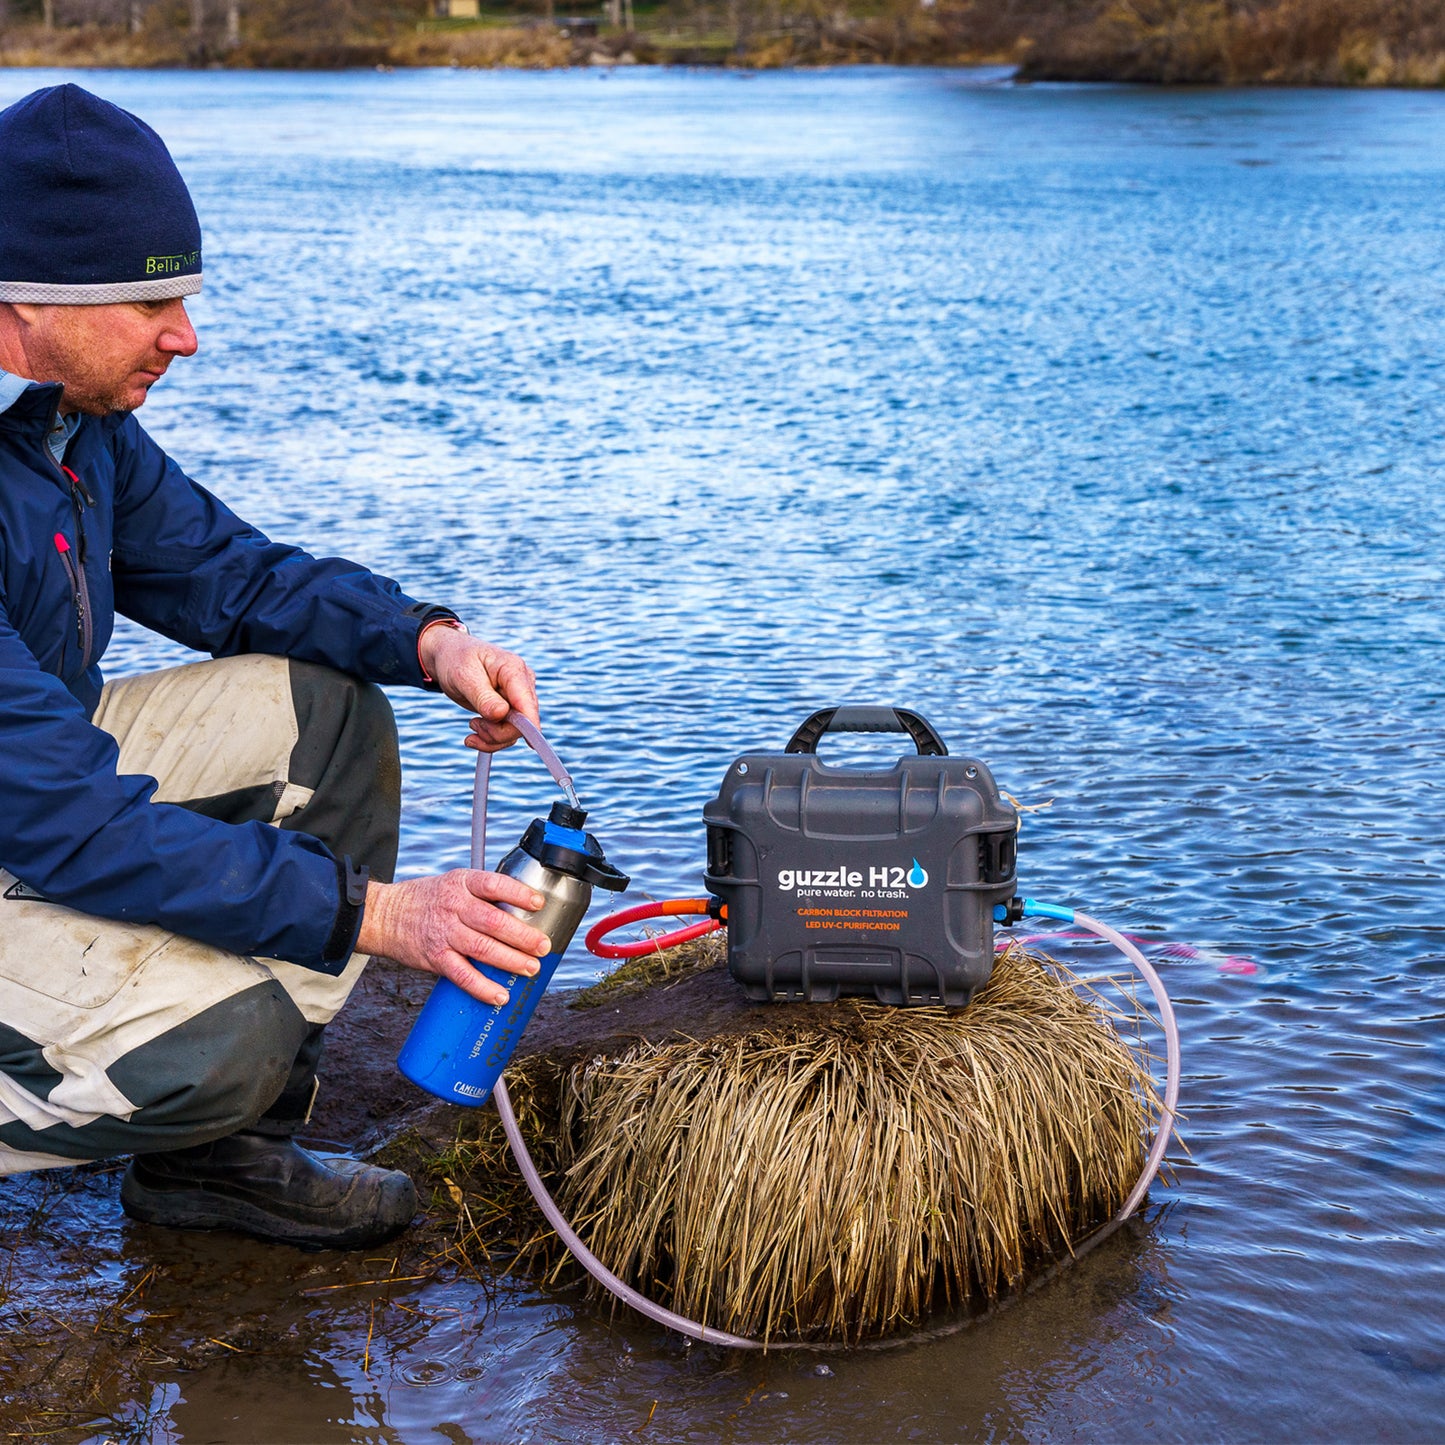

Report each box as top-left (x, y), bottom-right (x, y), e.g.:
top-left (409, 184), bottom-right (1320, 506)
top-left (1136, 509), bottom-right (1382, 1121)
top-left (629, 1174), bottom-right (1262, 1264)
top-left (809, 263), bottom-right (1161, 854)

top-left (416, 945), bottom-right (1165, 1345)
top-left (552, 945), bottom-right (1158, 1343)
top-left (386, 25), bottom-right (578, 71)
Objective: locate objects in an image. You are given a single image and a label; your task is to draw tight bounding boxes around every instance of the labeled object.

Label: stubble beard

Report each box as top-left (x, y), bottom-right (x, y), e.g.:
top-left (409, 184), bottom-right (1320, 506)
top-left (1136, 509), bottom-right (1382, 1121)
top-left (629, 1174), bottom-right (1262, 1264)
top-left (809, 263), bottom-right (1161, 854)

top-left (33, 309), bottom-right (154, 417)
top-left (61, 378), bottom-right (147, 417)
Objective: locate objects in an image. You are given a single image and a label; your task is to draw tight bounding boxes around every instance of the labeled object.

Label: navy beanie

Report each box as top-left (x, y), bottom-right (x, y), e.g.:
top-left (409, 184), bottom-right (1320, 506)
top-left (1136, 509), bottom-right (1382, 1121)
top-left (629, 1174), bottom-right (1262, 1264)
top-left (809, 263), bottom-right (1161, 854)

top-left (0, 84), bottom-right (201, 305)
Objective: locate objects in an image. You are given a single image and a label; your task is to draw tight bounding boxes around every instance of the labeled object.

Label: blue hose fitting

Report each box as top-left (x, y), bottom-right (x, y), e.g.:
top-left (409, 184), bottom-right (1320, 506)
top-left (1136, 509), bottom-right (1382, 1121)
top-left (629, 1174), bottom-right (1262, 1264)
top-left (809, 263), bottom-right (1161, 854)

top-left (995, 898), bottom-right (1076, 924)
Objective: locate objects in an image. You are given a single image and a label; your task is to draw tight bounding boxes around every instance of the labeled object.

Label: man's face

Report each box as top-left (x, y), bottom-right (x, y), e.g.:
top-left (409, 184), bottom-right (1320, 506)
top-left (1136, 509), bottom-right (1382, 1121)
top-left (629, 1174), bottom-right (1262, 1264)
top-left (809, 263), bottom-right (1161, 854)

top-left (21, 298), bottom-right (198, 416)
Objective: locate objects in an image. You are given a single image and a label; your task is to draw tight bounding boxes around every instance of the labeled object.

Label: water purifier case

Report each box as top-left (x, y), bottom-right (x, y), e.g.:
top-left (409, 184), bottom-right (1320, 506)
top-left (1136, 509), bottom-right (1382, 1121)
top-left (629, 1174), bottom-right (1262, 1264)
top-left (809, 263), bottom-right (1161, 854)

top-left (703, 706), bottom-right (1018, 1007)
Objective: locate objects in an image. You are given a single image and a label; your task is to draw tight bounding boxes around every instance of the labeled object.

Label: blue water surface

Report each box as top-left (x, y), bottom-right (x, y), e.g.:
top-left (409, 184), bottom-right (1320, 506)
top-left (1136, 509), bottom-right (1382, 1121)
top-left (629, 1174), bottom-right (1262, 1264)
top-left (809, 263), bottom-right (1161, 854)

top-left (2, 65), bottom-right (1443, 1442)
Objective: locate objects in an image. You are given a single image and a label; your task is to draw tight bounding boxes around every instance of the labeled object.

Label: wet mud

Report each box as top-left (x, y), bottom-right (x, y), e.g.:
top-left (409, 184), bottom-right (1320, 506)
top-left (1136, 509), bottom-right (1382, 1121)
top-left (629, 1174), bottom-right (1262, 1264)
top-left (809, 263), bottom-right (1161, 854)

top-left (0, 945), bottom-right (771, 1441)
top-left (0, 959), bottom-right (442, 1441)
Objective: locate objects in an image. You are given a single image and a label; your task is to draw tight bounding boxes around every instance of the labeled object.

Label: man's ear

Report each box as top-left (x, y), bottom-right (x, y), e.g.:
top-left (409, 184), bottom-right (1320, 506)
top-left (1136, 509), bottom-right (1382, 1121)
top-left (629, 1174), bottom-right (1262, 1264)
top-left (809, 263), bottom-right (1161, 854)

top-left (6, 302), bottom-right (42, 328)
top-left (0, 302), bottom-right (35, 374)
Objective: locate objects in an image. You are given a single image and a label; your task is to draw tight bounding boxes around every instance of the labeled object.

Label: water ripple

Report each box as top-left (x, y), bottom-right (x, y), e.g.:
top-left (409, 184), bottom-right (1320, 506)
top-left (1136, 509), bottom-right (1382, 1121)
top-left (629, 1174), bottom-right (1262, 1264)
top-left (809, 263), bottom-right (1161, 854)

top-left (8, 65), bottom-right (1442, 1441)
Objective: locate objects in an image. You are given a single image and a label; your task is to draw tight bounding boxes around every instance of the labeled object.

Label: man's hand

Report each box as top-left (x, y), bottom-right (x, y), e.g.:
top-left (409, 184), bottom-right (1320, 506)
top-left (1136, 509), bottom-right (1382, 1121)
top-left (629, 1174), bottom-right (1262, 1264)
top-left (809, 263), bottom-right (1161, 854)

top-left (357, 872), bottom-right (551, 1006)
top-left (418, 624), bottom-right (540, 753)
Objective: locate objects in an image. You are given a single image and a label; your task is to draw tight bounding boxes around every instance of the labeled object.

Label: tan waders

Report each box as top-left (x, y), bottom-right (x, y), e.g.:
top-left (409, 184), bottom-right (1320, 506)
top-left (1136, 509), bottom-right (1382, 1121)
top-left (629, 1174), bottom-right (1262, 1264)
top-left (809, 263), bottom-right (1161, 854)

top-left (0, 654), bottom-right (416, 1248)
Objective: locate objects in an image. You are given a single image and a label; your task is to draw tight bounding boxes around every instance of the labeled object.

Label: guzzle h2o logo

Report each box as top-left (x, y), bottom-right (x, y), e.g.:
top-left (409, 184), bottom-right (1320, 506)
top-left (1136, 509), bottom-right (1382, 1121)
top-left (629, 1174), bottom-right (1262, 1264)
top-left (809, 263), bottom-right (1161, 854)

top-left (777, 858), bottom-right (930, 890)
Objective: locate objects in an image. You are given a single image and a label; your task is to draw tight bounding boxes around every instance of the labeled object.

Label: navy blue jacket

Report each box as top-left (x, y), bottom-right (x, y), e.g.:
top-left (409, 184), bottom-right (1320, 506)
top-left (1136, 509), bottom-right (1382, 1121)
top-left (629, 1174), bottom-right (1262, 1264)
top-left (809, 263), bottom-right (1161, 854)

top-left (0, 381), bottom-right (449, 971)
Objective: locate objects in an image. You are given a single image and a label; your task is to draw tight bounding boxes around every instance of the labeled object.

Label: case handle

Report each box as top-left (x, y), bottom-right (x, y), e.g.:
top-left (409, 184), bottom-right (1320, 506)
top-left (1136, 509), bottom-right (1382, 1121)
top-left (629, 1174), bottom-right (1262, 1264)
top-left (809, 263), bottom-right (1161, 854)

top-left (784, 706), bottom-right (948, 757)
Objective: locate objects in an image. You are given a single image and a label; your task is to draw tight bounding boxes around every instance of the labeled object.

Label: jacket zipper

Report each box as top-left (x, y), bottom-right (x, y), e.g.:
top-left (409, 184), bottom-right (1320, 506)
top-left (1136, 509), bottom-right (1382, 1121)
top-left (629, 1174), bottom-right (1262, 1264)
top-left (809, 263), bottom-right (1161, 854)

top-left (57, 463), bottom-right (95, 671)
top-left (53, 532), bottom-right (88, 664)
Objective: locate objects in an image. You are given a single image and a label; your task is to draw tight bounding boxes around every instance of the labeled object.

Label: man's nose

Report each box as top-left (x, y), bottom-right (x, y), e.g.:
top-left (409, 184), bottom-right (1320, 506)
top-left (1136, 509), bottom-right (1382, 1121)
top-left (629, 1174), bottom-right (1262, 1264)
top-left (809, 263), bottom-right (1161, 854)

top-left (159, 300), bottom-right (199, 357)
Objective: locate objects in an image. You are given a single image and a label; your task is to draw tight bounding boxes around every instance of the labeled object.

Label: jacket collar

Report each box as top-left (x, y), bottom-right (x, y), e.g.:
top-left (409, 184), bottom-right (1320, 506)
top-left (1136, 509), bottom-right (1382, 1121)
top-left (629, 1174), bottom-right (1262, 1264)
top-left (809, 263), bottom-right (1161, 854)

top-left (0, 378), bottom-right (64, 438)
top-left (0, 377), bottom-right (126, 446)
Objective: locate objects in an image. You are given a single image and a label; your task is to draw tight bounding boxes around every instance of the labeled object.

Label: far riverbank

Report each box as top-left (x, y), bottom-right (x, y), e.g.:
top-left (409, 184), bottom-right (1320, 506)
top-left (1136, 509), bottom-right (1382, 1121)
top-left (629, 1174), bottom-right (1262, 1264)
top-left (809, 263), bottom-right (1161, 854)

top-left (3, 0), bottom-right (1445, 86)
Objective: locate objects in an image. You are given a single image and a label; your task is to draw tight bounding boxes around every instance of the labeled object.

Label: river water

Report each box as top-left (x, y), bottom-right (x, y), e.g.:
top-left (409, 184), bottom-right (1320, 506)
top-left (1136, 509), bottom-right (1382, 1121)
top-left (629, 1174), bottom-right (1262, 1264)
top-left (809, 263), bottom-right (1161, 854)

top-left (2, 65), bottom-right (1444, 1441)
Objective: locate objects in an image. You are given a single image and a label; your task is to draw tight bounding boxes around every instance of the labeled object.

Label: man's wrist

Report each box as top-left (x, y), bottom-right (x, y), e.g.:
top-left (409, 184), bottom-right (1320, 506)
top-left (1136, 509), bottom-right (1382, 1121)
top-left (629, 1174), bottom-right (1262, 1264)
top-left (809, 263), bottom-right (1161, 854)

top-left (417, 617), bottom-right (469, 684)
top-left (355, 878), bottom-right (392, 960)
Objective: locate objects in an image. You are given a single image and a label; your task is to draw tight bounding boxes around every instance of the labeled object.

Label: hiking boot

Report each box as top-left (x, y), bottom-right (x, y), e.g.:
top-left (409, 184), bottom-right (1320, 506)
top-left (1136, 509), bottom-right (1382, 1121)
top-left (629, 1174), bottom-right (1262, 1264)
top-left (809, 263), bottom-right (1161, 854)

top-left (120, 1129), bottom-right (417, 1250)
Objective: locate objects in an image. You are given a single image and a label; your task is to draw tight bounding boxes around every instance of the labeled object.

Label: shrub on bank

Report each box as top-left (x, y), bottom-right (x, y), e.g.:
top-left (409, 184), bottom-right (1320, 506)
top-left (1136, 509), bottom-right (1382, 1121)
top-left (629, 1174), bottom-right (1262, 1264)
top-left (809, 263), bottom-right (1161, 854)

top-left (1017, 0), bottom-right (1445, 87)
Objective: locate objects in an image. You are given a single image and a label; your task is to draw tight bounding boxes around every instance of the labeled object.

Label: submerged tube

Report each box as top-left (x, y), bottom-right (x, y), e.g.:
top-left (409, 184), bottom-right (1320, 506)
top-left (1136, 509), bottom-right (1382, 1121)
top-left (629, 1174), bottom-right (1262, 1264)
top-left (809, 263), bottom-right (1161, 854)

top-left (476, 728), bottom-right (1180, 1349)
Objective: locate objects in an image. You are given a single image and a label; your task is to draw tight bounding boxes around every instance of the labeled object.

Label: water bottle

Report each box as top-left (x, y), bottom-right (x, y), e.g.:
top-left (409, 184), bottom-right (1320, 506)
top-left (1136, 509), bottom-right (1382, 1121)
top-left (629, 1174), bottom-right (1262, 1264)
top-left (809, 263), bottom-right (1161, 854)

top-left (397, 801), bottom-right (629, 1105)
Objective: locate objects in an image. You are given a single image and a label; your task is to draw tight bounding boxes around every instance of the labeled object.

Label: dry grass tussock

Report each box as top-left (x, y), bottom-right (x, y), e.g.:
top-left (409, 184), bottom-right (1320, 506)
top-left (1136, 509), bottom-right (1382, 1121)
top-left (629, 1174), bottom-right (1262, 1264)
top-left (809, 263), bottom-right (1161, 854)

top-left (420, 945), bottom-right (1165, 1345)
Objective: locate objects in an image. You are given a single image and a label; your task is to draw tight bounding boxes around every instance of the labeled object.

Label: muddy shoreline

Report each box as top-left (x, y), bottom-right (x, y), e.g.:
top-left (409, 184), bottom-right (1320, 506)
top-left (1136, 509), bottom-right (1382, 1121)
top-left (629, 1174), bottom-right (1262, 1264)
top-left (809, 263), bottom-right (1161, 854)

top-left (0, 945), bottom-right (771, 1438)
top-left (0, 956), bottom-right (495, 1439)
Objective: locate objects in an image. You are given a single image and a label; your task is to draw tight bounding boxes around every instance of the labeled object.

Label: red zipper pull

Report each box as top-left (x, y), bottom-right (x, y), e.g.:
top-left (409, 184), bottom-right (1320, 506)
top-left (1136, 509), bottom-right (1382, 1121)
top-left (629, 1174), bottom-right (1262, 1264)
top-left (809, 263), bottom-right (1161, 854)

top-left (54, 532), bottom-right (70, 555)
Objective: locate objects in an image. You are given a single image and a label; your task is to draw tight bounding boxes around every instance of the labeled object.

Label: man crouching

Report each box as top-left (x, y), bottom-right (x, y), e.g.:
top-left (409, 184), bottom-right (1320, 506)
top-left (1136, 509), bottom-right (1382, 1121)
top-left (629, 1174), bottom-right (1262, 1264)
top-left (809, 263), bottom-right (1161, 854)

top-left (0, 84), bottom-right (549, 1248)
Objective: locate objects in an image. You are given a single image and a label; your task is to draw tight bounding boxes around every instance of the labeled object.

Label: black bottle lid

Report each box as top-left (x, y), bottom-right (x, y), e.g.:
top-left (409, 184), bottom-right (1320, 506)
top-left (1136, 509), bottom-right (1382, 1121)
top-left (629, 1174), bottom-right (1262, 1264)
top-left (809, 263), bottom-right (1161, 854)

top-left (549, 801), bottom-right (588, 830)
top-left (521, 809), bottom-right (630, 893)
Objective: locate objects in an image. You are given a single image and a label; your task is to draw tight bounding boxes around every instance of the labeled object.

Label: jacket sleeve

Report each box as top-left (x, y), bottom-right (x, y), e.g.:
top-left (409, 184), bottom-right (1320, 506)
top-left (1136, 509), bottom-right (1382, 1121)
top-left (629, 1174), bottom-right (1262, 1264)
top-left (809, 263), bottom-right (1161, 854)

top-left (0, 600), bottom-right (357, 971)
top-left (108, 417), bottom-right (454, 683)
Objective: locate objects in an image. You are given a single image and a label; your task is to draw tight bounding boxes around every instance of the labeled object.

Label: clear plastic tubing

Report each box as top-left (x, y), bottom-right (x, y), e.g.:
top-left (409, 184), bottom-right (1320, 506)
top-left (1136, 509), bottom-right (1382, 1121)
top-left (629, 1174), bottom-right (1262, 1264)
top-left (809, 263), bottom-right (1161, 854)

top-left (1015, 900), bottom-right (1182, 1221)
top-left (479, 722), bottom-right (1181, 1349)
top-left (473, 724), bottom-right (759, 1348)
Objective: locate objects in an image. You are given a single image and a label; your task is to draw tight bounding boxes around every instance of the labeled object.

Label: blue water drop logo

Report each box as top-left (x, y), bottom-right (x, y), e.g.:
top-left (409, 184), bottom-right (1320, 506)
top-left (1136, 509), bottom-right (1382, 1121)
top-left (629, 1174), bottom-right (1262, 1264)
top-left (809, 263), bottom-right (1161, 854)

top-left (907, 858), bottom-right (928, 888)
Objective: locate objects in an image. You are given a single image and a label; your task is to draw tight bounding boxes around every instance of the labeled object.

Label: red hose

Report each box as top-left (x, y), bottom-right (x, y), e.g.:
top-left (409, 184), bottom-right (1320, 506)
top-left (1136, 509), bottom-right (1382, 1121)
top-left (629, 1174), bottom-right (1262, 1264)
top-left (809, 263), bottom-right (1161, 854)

top-left (585, 898), bottom-right (725, 959)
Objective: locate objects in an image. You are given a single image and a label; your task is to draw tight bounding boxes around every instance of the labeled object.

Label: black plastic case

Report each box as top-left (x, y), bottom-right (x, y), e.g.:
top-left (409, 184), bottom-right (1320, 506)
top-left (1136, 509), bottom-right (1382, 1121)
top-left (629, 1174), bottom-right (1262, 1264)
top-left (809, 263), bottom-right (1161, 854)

top-left (703, 707), bottom-right (1018, 1007)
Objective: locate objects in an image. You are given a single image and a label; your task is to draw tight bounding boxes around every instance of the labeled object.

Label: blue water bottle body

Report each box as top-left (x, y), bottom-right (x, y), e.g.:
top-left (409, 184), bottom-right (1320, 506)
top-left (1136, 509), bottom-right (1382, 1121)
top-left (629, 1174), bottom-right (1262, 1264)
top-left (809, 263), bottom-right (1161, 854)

top-left (397, 949), bottom-right (569, 1106)
top-left (398, 809), bottom-right (628, 1105)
